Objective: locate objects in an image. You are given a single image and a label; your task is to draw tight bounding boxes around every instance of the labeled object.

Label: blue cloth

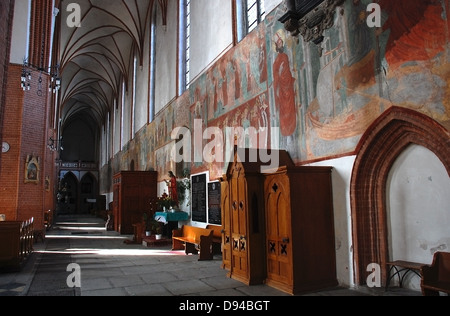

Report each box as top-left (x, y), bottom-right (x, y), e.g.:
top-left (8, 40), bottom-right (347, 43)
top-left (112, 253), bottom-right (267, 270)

top-left (154, 211), bottom-right (189, 223)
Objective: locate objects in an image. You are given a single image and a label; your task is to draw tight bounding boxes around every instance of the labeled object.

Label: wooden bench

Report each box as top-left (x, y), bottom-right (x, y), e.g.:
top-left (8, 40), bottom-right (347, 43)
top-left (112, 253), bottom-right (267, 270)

top-left (421, 251), bottom-right (450, 296)
top-left (172, 225), bottom-right (214, 261)
top-left (0, 218), bottom-right (34, 271)
top-left (206, 225), bottom-right (222, 254)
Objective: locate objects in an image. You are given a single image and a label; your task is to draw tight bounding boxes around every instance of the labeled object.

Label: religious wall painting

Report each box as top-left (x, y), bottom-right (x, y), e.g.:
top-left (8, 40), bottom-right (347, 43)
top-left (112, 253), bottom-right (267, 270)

top-left (205, 92), bottom-right (271, 180)
top-left (174, 91), bottom-right (191, 128)
top-left (144, 123), bottom-right (157, 168)
top-left (272, 29), bottom-right (298, 137)
top-left (267, 1), bottom-right (449, 162)
top-left (189, 24), bottom-right (268, 124)
top-left (265, 10), bottom-right (305, 161)
top-left (264, 6), bottom-right (374, 161)
top-left (376, 0), bottom-right (449, 123)
top-left (155, 141), bottom-right (176, 183)
top-left (377, 0), bottom-right (447, 72)
top-left (189, 99), bottom-right (206, 172)
top-left (25, 155), bottom-right (40, 184)
top-left (154, 103), bottom-right (175, 149)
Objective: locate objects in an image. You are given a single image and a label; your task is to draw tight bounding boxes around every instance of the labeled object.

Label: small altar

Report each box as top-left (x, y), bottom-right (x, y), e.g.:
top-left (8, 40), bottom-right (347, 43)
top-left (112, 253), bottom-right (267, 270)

top-left (154, 211), bottom-right (189, 238)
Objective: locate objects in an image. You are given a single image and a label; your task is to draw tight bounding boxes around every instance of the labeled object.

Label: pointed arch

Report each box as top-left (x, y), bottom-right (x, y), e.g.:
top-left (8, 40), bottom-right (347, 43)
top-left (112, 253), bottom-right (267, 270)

top-left (350, 106), bottom-right (450, 285)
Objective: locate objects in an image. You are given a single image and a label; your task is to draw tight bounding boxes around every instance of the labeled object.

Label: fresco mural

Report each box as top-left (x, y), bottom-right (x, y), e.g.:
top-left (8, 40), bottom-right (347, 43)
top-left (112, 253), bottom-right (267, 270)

top-left (107, 0), bottom-right (449, 187)
top-left (265, 0), bottom-right (449, 162)
top-left (189, 25), bottom-right (268, 122)
top-left (155, 141), bottom-right (176, 183)
top-left (194, 92), bottom-right (271, 180)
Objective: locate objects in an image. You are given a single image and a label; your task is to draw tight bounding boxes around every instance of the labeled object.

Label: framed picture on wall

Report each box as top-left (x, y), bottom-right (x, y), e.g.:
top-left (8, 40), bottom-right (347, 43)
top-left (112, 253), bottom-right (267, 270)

top-left (25, 155), bottom-right (40, 184)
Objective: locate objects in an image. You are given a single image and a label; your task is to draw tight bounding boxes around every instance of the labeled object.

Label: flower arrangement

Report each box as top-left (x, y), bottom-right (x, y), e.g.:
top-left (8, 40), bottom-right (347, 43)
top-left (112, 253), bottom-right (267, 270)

top-left (157, 192), bottom-right (177, 211)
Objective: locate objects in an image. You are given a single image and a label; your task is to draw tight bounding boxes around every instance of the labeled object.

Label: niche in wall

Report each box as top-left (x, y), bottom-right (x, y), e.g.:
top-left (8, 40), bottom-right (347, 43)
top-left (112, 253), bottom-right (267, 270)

top-left (386, 144), bottom-right (450, 290)
top-left (351, 106), bottom-right (450, 286)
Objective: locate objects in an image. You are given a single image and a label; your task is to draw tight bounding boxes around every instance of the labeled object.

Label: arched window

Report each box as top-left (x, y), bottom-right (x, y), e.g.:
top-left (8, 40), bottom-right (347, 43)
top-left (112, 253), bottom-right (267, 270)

top-left (178, 0), bottom-right (191, 94)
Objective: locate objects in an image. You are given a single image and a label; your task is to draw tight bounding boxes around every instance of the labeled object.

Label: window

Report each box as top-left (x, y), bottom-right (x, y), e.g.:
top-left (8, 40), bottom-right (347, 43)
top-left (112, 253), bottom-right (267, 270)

top-left (246, 0), bottom-right (266, 33)
top-left (185, 0), bottom-right (191, 88)
top-left (236, 0), bottom-right (266, 42)
top-left (149, 5), bottom-right (156, 122)
top-left (179, 0), bottom-right (191, 94)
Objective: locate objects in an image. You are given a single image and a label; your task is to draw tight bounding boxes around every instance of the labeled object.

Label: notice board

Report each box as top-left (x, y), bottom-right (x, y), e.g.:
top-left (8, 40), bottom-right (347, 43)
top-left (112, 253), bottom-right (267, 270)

top-left (208, 182), bottom-right (221, 225)
top-left (191, 173), bottom-right (207, 223)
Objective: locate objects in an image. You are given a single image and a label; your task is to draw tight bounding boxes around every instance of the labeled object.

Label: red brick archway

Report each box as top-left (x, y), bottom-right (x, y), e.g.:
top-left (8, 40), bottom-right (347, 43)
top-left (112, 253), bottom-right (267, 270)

top-left (351, 106), bottom-right (450, 285)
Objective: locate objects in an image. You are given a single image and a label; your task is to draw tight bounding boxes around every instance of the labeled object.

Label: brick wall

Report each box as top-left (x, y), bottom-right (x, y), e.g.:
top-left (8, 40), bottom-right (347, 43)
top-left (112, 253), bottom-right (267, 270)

top-left (0, 0), bottom-right (15, 156)
top-left (0, 65), bottom-right (23, 221)
top-left (0, 64), bottom-right (56, 228)
top-left (0, 0), bottom-right (57, 227)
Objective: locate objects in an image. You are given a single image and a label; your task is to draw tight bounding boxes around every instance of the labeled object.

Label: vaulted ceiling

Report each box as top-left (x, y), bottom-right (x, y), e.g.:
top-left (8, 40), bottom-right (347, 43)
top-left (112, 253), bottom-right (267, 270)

top-left (57, 0), bottom-right (167, 137)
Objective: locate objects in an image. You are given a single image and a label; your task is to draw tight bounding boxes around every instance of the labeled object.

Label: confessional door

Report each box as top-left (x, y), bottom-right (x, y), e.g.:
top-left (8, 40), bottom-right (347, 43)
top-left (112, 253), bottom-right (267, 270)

top-left (265, 175), bottom-right (293, 287)
top-left (264, 166), bottom-right (337, 295)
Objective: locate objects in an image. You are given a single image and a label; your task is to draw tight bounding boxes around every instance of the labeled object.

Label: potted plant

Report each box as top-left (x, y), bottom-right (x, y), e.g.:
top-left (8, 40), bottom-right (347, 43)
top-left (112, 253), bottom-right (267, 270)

top-left (152, 220), bottom-right (163, 240)
top-left (142, 213), bottom-right (152, 237)
top-left (157, 192), bottom-right (177, 212)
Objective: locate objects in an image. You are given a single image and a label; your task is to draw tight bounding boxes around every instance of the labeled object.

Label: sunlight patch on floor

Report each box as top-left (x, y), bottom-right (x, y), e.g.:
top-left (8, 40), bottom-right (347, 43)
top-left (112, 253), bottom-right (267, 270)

top-left (35, 248), bottom-right (186, 256)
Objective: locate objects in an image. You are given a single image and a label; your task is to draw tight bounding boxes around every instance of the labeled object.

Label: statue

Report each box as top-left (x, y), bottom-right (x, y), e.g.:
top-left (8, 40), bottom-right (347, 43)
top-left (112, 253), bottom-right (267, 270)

top-left (165, 171), bottom-right (179, 207)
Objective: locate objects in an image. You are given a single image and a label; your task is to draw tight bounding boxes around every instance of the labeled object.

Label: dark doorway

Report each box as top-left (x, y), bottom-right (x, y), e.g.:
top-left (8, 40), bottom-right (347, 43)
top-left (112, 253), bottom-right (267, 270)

top-left (58, 172), bottom-right (79, 215)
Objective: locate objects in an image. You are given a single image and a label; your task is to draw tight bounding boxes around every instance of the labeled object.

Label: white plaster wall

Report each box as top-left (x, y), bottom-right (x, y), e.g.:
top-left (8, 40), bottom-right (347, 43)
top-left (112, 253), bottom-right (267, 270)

top-left (113, 101), bottom-right (121, 156)
top-left (122, 59), bottom-right (133, 145)
top-left (265, 0), bottom-right (284, 15)
top-left (387, 144), bottom-right (450, 290)
top-left (190, 0), bottom-right (233, 81)
top-left (10, 0), bottom-right (31, 64)
top-left (307, 155), bottom-right (356, 288)
top-left (134, 30), bottom-right (151, 133)
top-left (155, 0), bottom-right (178, 114)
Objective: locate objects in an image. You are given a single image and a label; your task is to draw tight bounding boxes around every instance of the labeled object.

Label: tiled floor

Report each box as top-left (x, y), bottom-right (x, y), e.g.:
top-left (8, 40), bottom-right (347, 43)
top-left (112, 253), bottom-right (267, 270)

top-left (0, 215), bottom-right (424, 297)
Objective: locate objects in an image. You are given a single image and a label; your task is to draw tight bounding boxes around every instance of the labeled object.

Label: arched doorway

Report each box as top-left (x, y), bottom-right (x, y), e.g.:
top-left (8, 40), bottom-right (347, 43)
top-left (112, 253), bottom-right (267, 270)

top-left (350, 106), bottom-right (450, 286)
top-left (58, 172), bottom-right (79, 215)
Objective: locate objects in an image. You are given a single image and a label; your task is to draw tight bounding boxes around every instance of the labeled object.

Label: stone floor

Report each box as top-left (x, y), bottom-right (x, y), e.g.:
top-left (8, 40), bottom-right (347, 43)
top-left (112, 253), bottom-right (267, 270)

top-left (0, 215), bottom-right (424, 298)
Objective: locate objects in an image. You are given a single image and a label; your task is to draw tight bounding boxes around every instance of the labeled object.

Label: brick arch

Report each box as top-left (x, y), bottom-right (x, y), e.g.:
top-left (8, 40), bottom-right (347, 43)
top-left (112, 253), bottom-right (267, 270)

top-left (351, 106), bottom-right (450, 285)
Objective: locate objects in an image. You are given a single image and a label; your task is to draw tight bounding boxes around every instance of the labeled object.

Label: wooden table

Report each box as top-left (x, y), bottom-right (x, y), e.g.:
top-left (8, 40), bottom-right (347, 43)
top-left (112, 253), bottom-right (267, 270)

top-left (386, 260), bottom-right (426, 290)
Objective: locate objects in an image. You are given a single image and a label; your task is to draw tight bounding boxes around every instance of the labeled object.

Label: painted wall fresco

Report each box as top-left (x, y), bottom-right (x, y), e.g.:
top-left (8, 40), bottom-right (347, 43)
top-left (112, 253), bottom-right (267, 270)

top-left (190, 26), bottom-right (268, 123)
top-left (264, 0), bottom-right (449, 162)
top-left (190, 92), bottom-right (271, 180)
top-left (105, 0), bottom-right (449, 186)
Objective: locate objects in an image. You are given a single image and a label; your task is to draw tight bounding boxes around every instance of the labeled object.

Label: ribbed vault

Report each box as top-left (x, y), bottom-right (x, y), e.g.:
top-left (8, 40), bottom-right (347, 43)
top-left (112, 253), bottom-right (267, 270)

top-left (56, 0), bottom-right (167, 156)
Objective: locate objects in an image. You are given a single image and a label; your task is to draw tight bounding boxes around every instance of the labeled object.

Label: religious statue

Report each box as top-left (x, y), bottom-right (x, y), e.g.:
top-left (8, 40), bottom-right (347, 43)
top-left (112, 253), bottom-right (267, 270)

top-left (165, 171), bottom-right (179, 207)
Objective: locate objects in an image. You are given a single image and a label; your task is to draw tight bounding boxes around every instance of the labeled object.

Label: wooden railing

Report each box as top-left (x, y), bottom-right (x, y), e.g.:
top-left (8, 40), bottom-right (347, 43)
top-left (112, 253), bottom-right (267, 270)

top-left (0, 217), bottom-right (34, 271)
top-left (20, 217), bottom-right (34, 261)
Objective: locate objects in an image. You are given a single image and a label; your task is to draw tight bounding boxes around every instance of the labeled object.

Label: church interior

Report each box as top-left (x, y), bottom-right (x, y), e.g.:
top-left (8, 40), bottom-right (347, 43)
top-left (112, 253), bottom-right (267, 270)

top-left (0, 0), bottom-right (449, 297)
